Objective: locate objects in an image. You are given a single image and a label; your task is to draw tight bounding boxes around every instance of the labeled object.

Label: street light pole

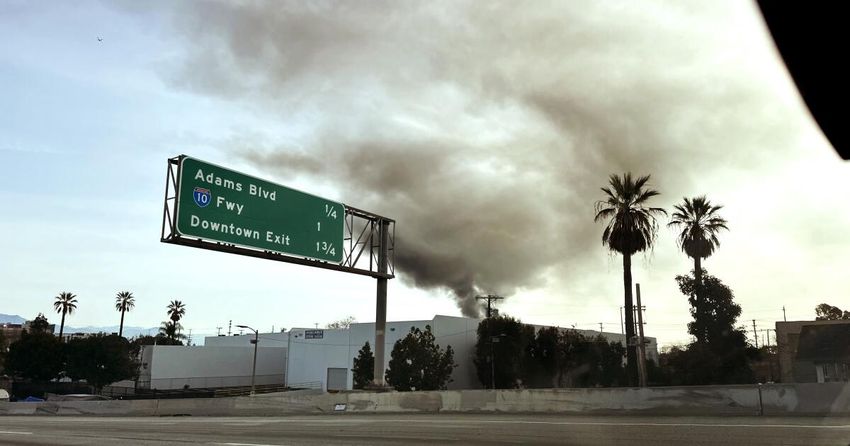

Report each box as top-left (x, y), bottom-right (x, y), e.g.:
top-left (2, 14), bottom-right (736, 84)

top-left (236, 324), bottom-right (258, 396)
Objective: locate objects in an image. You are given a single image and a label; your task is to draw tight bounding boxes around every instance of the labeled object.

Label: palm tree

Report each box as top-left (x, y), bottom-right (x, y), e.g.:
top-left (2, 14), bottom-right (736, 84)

top-left (595, 173), bottom-right (666, 386)
top-left (53, 291), bottom-right (78, 340)
top-left (115, 291), bottom-right (136, 338)
top-left (668, 196), bottom-right (728, 288)
top-left (668, 196), bottom-right (728, 344)
top-left (167, 300), bottom-right (186, 323)
top-left (166, 300), bottom-right (186, 338)
top-left (159, 320), bottom-right (186, 342)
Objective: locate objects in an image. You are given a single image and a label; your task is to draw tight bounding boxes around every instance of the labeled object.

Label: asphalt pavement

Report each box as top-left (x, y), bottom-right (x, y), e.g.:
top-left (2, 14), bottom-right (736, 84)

top-left (1, 414), bottom-right (849, 446)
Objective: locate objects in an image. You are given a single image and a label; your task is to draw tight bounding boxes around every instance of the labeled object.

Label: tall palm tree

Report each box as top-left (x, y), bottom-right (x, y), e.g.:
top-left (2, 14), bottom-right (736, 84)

top-left (115, 291), bottom-right (136, 338)
top-left (668, 196), bottom-right (728, 287)
top-left (167, 300), bottom-right (186, 323)
top-left (53, 291), bottom-right (78, 340)
top-left (595, 173), bottom-right (666, 386)
top-left (668, 196), bottom-right (728, 344)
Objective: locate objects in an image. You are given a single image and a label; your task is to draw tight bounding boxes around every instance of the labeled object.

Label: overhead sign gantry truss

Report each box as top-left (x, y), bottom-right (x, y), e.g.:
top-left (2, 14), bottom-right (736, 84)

top-left (161, 155), bottom-right (395, 280)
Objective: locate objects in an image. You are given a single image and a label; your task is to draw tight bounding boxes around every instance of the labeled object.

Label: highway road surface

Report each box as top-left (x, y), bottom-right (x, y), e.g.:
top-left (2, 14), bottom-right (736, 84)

top-left (1, 414), bottom-right (849, 445)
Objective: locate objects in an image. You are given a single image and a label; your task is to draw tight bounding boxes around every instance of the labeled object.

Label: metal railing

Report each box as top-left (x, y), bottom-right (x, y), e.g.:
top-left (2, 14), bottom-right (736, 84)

top-left (286, 381), bottom-right (323, 390)
top-left (102, 383), bottom-right (296, 400)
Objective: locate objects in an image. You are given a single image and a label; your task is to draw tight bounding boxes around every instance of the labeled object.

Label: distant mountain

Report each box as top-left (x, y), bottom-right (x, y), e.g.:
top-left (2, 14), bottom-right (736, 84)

top-left (0, 314), bottom-right (157, 338)
top-left (0, 314), bottom-right (26, 324)
top-left (64, 325), bottom-right (160, 338)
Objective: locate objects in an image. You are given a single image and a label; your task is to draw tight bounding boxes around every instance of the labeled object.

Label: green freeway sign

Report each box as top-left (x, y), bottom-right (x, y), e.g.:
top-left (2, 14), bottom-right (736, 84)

top-left (175, 156), bottom-right (344, 263)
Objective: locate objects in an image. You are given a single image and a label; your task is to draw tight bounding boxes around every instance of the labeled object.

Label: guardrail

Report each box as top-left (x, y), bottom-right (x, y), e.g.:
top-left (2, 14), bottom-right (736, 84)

top-left (101, 383), bottom-right (296, 400)
top-left (287, 381), bottom-right (322, 390)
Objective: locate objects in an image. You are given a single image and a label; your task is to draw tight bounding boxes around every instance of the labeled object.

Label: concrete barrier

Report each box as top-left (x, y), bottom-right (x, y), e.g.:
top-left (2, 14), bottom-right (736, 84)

top-left (1, 384), bottom-right (848, 417)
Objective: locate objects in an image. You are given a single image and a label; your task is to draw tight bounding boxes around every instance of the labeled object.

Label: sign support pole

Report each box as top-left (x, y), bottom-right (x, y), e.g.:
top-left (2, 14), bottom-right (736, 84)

top-left (373, 219), bottom-right (390, 387)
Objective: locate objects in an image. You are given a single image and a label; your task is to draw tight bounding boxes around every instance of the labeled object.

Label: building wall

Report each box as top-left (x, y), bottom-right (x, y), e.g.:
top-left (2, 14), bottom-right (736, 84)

top-left (284, 316), bottom-right (481, 391)
top-left (163, 316), bottom-right (661, 392)
top-left (776, 320), bottom-right (849, 383)
top-left (286, 327), bottom-right (351, 389)
top-left (142, 345), bottom-right (287, 390)
top-left (205, 332), bottom-right (289, 347)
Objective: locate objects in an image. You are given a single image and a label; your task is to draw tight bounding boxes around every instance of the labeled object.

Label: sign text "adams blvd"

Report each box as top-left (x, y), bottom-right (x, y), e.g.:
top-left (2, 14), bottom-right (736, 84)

top-left (176, 157), bottom-right (344, 263)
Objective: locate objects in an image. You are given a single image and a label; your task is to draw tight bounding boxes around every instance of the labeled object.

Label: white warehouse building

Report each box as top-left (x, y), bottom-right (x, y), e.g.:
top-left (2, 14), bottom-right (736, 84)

top-left (138, 315), bottom-right (658, 392)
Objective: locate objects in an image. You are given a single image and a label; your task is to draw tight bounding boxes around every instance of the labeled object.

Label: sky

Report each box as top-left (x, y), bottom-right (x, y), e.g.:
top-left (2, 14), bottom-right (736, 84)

top-left (2, 1), bottom-right (848, 348)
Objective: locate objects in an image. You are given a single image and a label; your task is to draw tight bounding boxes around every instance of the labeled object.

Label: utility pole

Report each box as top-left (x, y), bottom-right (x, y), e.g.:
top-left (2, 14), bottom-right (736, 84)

top-left (752, 319), bottom-right (759, 348)
top-left (228, 320), bottom-right (232, 336)
top-left (782, 306), bottom-right (787, 322)
top-left (635, 283), bottom-right (648, 388)
top-left (476, 294), bottom-right (504, 318)
top-left (476, 294), bottom-right (503, 391)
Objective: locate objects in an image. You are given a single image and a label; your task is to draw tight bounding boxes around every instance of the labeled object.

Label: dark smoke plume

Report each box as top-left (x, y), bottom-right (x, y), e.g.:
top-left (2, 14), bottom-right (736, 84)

top-left (151, 1), bottom-right (801, 316)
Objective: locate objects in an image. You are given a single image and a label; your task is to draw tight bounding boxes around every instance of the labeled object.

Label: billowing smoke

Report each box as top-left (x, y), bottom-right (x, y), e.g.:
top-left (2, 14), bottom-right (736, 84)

top-left (152, 1), bottom-right (800, 316)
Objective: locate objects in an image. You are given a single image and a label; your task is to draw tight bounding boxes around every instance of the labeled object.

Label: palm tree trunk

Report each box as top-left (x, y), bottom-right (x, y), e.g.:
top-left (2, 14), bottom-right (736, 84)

top-left (694, 256), bottom-right (702, 286)
top-left (694, 256), bottom-right (704, 343)
top-left (59, 310), bottom-right (66, 341)
top-left (623, 253), bottom-right (638, 387)
top-left (119, 310), bottom-right (126, 338)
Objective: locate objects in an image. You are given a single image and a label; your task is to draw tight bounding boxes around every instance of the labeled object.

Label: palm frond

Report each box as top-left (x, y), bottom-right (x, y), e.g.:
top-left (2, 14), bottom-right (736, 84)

top-left (667, 195), bottom-right (729, 260)
top-left (595, 173), bottom-right (665, 256)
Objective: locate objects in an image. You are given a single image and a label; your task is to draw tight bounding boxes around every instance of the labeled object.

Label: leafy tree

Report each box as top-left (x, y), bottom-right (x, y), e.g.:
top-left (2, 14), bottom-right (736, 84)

top-left (53, 291), bottom-right (78, 340)
top-left (815, 303), bottom-right (850, 320)
top-left (5, 330), bottom-right (63, 381)
top-left (524, 326), bottom-right (561, 388)
top-left (677, 271), bottom-right (742, 347)
top-left (659, 342), bottom-right (755, 386)
top-left (667, 271), bottom-right (756, 384)
top-left (326, 316), bottom-right (356, 329)
top-left (668, 196), bottom-right (728, 343)
top-left (473, 318), bottom-right (628, 389)
top-left (559, 331), bottom-right (626, 388)
top-left (595, 173), bottom-right (666, 385)
top-left (65, 334), bottom-right (137, 392)
top-left (29, 313), bottom-right (51, 334)
top-left (0, 329), bottom-right (7, 373)
top-left (474, 316), bottom-right (535, 389)
top-left (115, 291), bottom-right (136, 338)
top-left (385, 325), bottom-right (456, 391)
top-left (132, 334), bottom-right (183, 348)
top-left (351, 341), bottom-right (374, 389)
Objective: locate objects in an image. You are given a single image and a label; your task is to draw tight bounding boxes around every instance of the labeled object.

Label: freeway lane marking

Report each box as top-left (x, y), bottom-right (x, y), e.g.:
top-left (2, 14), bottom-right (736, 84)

top-left (214, 443), bottom-right (290, 446)
top-left (0, 431), bottom-right (33, 435)
top-left (199, 418), bottom-right (850, 430)
top-left (460, 420), bottom-right (850, 429)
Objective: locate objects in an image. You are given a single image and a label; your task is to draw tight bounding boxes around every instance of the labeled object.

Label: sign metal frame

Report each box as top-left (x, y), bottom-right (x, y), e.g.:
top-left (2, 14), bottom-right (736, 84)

top-left (161, 155), bottom-right (395, 280)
